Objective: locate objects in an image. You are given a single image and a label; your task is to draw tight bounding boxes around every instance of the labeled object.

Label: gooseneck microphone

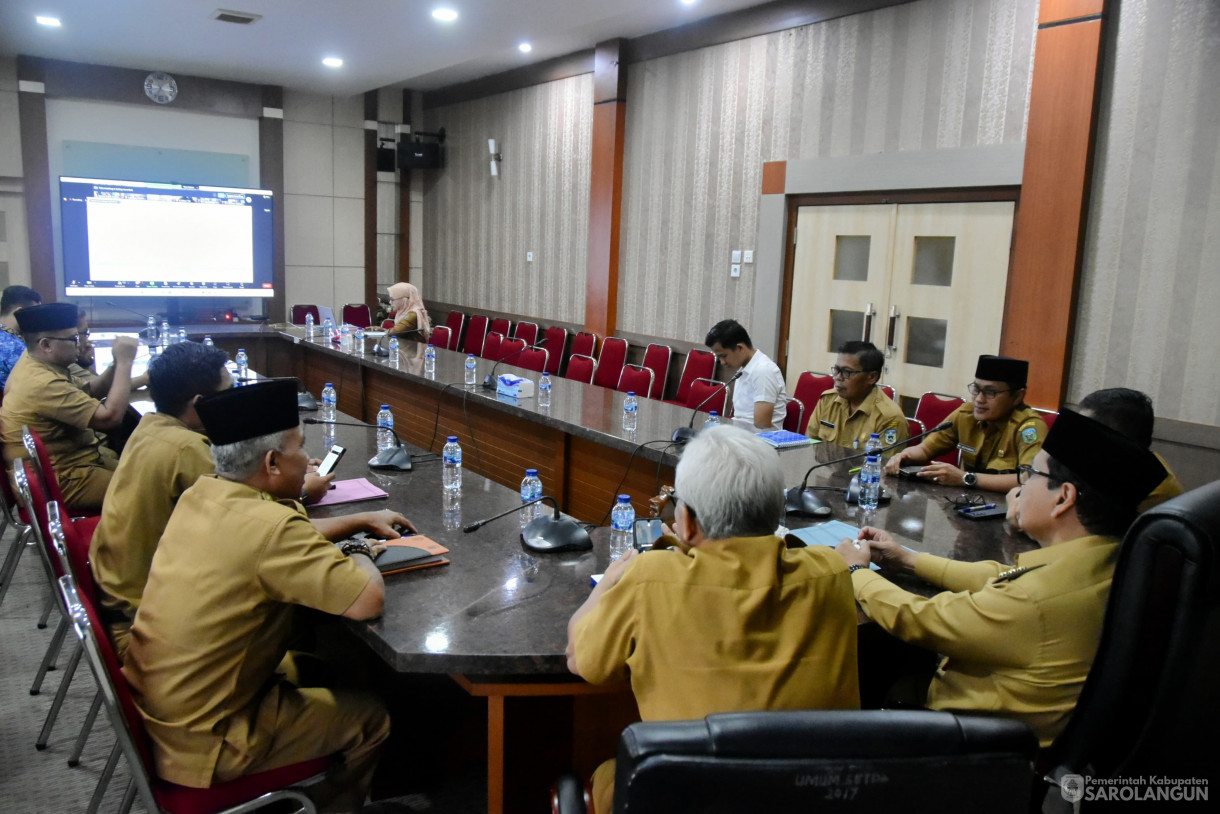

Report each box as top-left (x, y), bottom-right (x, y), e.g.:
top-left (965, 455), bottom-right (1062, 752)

top-left (785, 420), bottom-right (953, 517)
top-left (464, 495), bottom-right (592, 553)
top-left (480, 337), bottom-right (549, 390)
top-left (303, 417), bottom-right (413, 471)
top-left (104, 300), bottom-right (159, 339)
top-left (672, 370), bottom-right (743, 443)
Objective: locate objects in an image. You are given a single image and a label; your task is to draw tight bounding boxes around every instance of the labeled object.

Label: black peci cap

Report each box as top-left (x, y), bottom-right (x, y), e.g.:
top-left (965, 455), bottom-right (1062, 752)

top-left (1043, 408), bottom-right (1166, 506)
top-left (14, 302), bottom-right (78, 334)
top-left (195, 379), bottom-right (301, 445)
top-left (975, 355), bottom-right (1029, 387)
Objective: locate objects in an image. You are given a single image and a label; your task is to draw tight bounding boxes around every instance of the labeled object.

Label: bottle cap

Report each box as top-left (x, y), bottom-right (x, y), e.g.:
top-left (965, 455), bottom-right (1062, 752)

top-left (526, 468), bottom-right (538, 476)
top-left (380, 404), bottom-right (389, 410)
top-left (447, 435), bottom-right (458, 442)
top-left (618, 494), bottom-right (631, 502)
top-left (627, 392), bottom-right (635, 397)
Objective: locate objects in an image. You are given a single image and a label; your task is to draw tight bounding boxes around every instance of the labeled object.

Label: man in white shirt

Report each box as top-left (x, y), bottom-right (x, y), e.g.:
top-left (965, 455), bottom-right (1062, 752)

top-left (704, 319), bottom-right (788, 430)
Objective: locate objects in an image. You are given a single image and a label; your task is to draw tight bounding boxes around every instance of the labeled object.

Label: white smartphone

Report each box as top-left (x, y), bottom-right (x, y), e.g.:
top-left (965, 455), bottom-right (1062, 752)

top-left (315, 444), bottom-right (346, 478)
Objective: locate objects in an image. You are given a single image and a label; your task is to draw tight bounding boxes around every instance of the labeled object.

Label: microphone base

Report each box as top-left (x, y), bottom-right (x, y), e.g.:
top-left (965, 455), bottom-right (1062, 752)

top-left (522, 514), bottom-right (592, 553)
top-left (845, 476), bottom-right (891, 506)
top-left (785, 486), bottom-right (833, 518)
top-left (369, 447), bottom-right (412, 472)
top-left (481, 375), bottom-right (496, 390)
top-left (671, 426), bottom-right (697, 444)
top-left (297, 392), bottom-right (319, 411)
top-left (372, 346), bottom-right (390, 357)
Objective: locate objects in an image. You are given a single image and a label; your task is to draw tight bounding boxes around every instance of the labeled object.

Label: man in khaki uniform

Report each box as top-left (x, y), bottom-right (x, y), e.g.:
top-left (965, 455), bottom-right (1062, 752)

top-left (837, 409), bottom-right (1165, 745)
top-left (568, 425), bottom-right (860, 814)
top-left (809, 340), bottom-right (907, 450)
top-left (124, 379), bottom-right (403, 812)
top-left (885, 354), bottom-right (1046, 493)
top-left (1, 302), bottom-right (137, 513)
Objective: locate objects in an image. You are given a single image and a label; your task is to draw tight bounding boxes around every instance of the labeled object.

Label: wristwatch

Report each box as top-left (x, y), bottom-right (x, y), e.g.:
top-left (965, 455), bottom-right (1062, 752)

top-left (962, 472), bottom-right (978, 488)
top-left (848, 563), bottom-right (868, 574)
top-left (340, 541), bottom-right (374, 559)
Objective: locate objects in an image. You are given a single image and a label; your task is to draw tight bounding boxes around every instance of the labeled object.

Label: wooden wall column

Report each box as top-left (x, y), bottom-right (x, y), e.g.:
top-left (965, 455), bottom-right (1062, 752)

top-left (584, 39), bottom-right (627, 339)
top-left (16, 57), bottom-right (54, 300)
top-left (260, 85), bottom-right (286, 323)
top-left (364, 91), bottom-right (380, 309)
top-left (1001, 0), bottom-right (1108, 406)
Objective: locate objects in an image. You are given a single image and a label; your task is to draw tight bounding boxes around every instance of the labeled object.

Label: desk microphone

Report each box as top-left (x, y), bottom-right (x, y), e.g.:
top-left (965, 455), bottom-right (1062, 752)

top-left (464, 495), bottom-right (592, 553)
top-left (672, 371), bottom-right (742, 443)
top-left (303, 417), bottom-right (413, 471)
top-left (480, 337), bottom-right (549, 390)
top-left (786, 420), bottom-right (952, 517)
top-left (372, 327), bottom-right (424, 356)
top-left (104, 300), bottom-right (159, 339)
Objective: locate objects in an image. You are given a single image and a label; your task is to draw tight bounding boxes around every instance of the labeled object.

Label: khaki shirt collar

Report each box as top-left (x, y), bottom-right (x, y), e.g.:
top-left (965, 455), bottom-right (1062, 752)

top-left (1016, 534), bottom-right (1117, 568)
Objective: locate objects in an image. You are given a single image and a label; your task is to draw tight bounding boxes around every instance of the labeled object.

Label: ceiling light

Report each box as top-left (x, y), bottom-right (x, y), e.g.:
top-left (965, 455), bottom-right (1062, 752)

top-left (432, 8), bottom-right (459, 23)
top-left (518, 42), bottom-right (532, 53)
top-left (36, 16), bottom-right (62, 27)
top-left (681, 0), bottom-right (698, 6)
top-left (322, 57), bottom-right (343, 68)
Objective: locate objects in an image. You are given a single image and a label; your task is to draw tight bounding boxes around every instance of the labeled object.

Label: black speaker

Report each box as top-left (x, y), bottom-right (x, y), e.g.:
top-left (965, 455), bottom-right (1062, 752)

top-left (376, 146), bottom-right (396, 172)
top-left (397, 141), bottom-right (444, 170)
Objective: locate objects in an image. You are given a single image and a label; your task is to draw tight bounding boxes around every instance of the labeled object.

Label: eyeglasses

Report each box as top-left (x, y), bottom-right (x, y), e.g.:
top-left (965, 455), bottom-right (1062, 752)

top-left (1017, 464), bottom-right (1053, 486)
top-left (830, 365), bottom-right (865, 379)
top-left (966, 382), bottom-right (1014, 399)
top-left (943, 493), bottom-right (986, 509)
top-left (44, 334), bottom-right (80, 345)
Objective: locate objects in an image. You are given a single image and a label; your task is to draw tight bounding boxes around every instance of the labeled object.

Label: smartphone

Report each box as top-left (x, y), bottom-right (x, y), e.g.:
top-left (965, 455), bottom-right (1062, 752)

top-left (315, 444), bottom-right (346, 478)
top-left (899, 465), bottom-right (926, 478)
top-left (958, 506), bottom-right (1007, 521)
top-left (633, 517), bottom-right (665, 551)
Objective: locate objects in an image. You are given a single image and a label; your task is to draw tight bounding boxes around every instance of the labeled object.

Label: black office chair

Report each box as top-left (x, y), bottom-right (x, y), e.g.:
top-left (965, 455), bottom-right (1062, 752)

top-left (1041, 480), bottom-right (1220, 807)
top-left (554, 710), bottom-right (1038, 814)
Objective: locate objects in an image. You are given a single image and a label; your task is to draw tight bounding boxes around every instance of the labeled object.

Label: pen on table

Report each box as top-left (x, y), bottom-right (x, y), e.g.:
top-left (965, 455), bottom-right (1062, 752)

top-left (961, 503), bottom-right (996, 513)
top-left (848, 466), bottom-right (862, 474)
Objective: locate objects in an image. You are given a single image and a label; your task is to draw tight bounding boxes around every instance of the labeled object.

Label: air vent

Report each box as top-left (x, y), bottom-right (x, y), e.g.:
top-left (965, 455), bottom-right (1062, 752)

top-left (212, 9), bottom-right (262, 25)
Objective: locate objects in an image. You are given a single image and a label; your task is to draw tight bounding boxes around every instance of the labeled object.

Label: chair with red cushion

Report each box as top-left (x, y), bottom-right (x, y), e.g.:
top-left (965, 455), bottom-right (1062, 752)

top-left (517, 347), bottom-right (549, 374)
top-left (907, 417), bottom-right (927, 448)
top-left (0, 462), bottom-right (36, 609)
top-left (592, 337), bottom-right (629, 390)
top-left (641, 344), bottom-right (672, 400)
top-left (879, 383), bottom-right (896, 401)
top-left (442, 311), bottom-right (465, 351)
top-left (482, 331), bottom-right (504, 361)
top-left (793, 372), bottom-right (835, 428)
top-left (686, 378), bottom-right (727, 415)
top-left (499, 337), bottom-right (527, 362)
top-left (462, 315), bottom-right (489, 357)
top-left (1033, 407), bottom-right (1058, 432)
top-left (489, 317), bottom-right (512, 340)
top-left (617, 364), bottom-right (655, 398)
top-left (783, 398), bottom-right (805, 434)
top-left (381, 319), bottom-right (395, 330)
top-left (23, 425), bottom-right (99, 519)
top-left (564, 355), bottom-right (597, 385)
top-left (542, 326), bottom-right (568, 376)
top-left (668, 349), bottom-right (717, 407)
top-left (571, 331), bottom-right (598, 360)
top-left (341, 304), bottom-right (372, 328)
top-left (515, 322), bottom-right (539, 347)
top-left (290, 305), bottom-right (320, 326)
top-left (914, 392), bottom-right (966, 465)
top-left (429, 325), bottom-right (451, 351)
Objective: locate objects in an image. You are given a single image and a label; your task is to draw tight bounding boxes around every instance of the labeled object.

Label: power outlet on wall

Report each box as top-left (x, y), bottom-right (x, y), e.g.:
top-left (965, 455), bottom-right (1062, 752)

top-left (527, 251), bottom-right (534, 262)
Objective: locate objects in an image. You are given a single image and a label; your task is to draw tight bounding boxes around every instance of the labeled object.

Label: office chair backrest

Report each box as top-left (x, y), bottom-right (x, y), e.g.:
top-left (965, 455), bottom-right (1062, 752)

top-left (673, 349), bottom-right (716, 405)
top-left (686, 378), bottom-right (726, 415)
top-left (641, 344), bottom-right (671, 400)
top-left (543, 326), bottom-right (568, 375)
top-left (515, 321), bottom-right (539, 347)
top-left (565, 354), bottom-right (596, 385)
top-left (429, 326), bottom-right (451, 350)
top-left (793, 372), bottom-right (835, 420)
top-left (517, 347), bottom-right (548, 374)
top-left (571, 331), bottom-right (598, 360)
top-left (783, 397), bottom-right (804, 433)
top-left (482, 331), bottom-right (504, 361)
top-left (499, 337), bottom-right (527, 362)
top-left (594, 337), bottom-right (629, 389)
top-left (489, 317), bottom-right (512, 339)
top-left (290, 305), bottom-right (320, 326)
top-left (617, 364), bottom-right (655, 397)
top-left (613, 710), bottom-right (1038, 814)
top-left (442, 311), bottom-right (465, 351)
top-left (1033, 407), bottom-right (1059, 431)
top-left (462, 314), bottom-right (489, 356)
top-left (906, 417), bottom-right (926, 448)
top-left (1043, 481), bottom-right (1220, 785)
top-left (879, 383), bottom-right (896, 401)
top-left (913, 392), bottom-right (964, 465)
top-left (341, 304), bottom-right (372, 328)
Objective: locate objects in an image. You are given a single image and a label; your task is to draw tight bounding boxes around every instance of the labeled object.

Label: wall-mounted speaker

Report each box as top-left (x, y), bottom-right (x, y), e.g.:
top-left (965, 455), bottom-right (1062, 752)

top-left (397, 141), bottom-right (444, 170)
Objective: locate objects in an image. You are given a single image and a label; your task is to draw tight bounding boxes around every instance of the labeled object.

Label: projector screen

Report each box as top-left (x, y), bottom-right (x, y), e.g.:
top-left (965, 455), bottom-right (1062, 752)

top-left (60, 176), bottom-right (274, 298)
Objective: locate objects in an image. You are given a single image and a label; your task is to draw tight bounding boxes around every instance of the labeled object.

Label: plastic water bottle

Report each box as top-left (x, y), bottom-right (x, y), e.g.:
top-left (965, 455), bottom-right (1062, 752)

top-left (177, 328), bottom-right (187, 344)
top-left (705, 410), bottom-right (721, 429)
top-left (305, 311), bottom-right (315, 338)
top-left (376, 404), bottom-right (395, 451)
top-left (235, 348), bottom-right (248, 379)
top-left (388, 336), bottom-right (399, 360)
top-left (323, 419), bottom-right (336, 450)
top-left (424, 344), bottom-right (436, 376)
top-left (146, 314), bottom-right (156, 340)
top-left (339, 323), bottom-right (352, 351)
top-left (859, 454), bottom-right (882, 513)
top-left (203, 335), bottom-right (214, 347)
top-left (442, 436), bottom-right (462, 492)
top-left (320, 382), bottom-right (337, 422)
top-left (160, 319), bottom-right (170, 349)
top-left (520, 468), bottom-right (543, 527)
top-left (442, 487), bottom-right (461, 530)
top-left (610, 495), bottom-right (635, 560)
top-left (354, 325), bottom-right (365, 355)
top-left (323, 316), bottom-right (335, 343)
top-left (538, 373), bottom-right (552, 407)
top-left (622, 392), bottom-right (638, 432)
top-left (464, 354), bottom-right (477, 387)
top-left (865, 432), bottom-right (883, 458)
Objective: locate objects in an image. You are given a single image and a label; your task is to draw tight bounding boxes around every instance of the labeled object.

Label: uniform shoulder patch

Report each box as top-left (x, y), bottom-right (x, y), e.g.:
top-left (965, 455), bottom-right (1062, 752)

top-left (819, 389), bottom-right (836, 400)
top-left (994, 563), bottom-right (1046, 583)
top-left (883, 427), bottom-right (898, 445)
top-left (1021, 425), bottom-right (1039, 444)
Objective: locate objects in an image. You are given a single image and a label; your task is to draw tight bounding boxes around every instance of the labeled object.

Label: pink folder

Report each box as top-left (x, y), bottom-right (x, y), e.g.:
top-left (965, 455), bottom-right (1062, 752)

top-left (310, 478), bottom-right (389, 507)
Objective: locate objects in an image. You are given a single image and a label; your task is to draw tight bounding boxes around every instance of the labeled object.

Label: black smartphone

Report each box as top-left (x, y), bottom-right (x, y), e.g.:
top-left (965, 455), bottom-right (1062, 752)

top-left (899, 465), bottom-right (926, 478)
top-left (315, 444), bottom-right (346, 478)
top-left (958, 506), bottom-right (1007, 521)
top-left (633, 518), bottom-right (664, 551)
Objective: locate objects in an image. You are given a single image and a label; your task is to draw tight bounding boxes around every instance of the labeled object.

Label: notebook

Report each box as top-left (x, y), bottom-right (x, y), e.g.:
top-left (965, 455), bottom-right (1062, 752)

top-left (757, 430), bottom-right (816, 449)
top-left (375, 535), bottom-right (450, 575)
top-left (310, 478), bottom-right (389, 507)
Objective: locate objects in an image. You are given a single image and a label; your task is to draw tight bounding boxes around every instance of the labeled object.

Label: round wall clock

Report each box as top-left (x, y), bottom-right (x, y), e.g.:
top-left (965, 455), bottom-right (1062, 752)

top-left (143, 71), bottom-right (178, 105)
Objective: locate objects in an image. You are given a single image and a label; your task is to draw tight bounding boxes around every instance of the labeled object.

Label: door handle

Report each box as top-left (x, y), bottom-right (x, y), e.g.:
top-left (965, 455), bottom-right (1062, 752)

top-left (862, 302), bottom-right (875, 342)
top-left (886, 305), bottom-right (900, 355)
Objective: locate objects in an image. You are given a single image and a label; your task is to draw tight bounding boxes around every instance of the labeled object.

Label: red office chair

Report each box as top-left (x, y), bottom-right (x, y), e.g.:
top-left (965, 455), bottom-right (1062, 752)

top-left (341, 304), bottom-right (372, 328)
top-left (914, 392), bottom-right (965, 465)
top-left (462, 315), bottom-right (489, 357)
top-left (290, 305), bottom-right (320, 326)
top-left (783, 397), bottom-right (805, 434)
top-left (907, 417), bottom-right (927, 448)
top-left (0, 462), bottom-right (37, 609)
top-left (429, 325), bottom-right (451, 350)
top-left (793, 372), bottom-right (835, 424)
top-left (571, 331), bottom-right (598, 360)
top-left (686, 378), bottom-right (727, 415)
top-left (23, 425), bottom-right (99, 519)
top-left (879, 383), bottom-right (896, 401)
top-left (565, 355), bottom-right (597, 384)
top-left (381, 319), bottom-right (395, 330)
top-left (515, 321), bottom-right (539, 347)
top-left (668, 349), bottom-right (717, 407)
top-left (499, 337), bottom-right (527, 362)
top-left (543, 326), bottom-right (568, 376)
top-left (1033, 407), bottom-right (1058, 432)
top-left (517, 347), bottom-right (549, 374)
top-left (442, 311), bottom-right (465, 351)
top-left (641, 343), bottom-right (672, 400)
top-left (482, 331), bottom-right (504, 361)
top-left (489, 317), bottom-right (512, 340)
top-left (617, 364), bottom-right (655, 398)
top-left (593, 337), bottom-right (629, 390)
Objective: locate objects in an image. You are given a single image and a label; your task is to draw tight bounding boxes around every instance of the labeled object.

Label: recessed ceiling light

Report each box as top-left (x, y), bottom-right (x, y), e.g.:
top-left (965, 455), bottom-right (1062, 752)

top-left (518, 42), bottom-right (532, 53)
top-left (432, 7), bottom-right (459, 23)
top-left (322, 57), bottom-right (343, 68)
top-left (680, 0), bottom-right (698, 6)
top-left (36, 16), bottom-right (62, 27)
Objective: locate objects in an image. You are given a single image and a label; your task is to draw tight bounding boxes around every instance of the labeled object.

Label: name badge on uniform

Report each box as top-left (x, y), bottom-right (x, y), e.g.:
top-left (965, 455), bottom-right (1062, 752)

top-left (819, 420), bottom-right (835, 428)
top-left (957, 443), bottom-right (978, 455)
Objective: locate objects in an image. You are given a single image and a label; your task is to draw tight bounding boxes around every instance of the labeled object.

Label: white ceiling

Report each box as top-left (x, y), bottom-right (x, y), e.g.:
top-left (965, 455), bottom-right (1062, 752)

top-left (0, 0), bottom-right (774, 97)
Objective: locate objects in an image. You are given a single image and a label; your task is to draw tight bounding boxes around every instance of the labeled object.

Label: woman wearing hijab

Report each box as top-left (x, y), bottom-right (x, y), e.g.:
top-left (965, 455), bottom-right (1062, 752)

top-left (385, 282), bottom-right (431, 341)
